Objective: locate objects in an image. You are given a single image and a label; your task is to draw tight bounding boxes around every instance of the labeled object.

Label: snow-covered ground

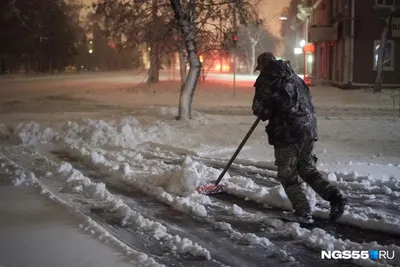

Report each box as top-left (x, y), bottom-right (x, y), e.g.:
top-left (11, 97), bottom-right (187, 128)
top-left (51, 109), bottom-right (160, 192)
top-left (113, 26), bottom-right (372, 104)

top-left (1, 75), bottom-right (400, 267)
top-left (0, 185), bottom-right (136, 267)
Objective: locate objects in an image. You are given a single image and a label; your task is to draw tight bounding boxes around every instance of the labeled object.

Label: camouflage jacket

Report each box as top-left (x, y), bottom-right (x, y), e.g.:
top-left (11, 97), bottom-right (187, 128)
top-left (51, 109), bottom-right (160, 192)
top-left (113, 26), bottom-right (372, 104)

top-left (252, 60), bottom-right (318, 147)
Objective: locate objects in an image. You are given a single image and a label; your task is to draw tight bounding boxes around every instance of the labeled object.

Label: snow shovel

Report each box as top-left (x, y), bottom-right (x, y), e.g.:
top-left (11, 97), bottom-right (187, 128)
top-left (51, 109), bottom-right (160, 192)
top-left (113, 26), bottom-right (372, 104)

top-left (196, 117), bottom-right (261, 195)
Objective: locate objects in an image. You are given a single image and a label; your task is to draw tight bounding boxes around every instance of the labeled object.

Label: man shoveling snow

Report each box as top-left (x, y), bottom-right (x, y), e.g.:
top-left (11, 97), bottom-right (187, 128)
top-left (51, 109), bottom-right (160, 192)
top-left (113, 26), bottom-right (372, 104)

top-left (252, 52), bottom-right (347, 224)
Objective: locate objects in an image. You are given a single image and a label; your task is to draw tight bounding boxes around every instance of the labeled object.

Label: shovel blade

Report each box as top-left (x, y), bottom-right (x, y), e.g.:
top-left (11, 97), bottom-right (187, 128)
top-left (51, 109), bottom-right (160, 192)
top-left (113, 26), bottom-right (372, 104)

top-left (196, 183), bottom-right (225, 195)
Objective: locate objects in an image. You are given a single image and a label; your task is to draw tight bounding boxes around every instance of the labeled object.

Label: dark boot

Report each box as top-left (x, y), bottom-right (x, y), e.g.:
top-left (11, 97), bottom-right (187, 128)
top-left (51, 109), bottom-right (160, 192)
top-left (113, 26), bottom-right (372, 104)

top-left (329, 191), bottom-right (347, 221)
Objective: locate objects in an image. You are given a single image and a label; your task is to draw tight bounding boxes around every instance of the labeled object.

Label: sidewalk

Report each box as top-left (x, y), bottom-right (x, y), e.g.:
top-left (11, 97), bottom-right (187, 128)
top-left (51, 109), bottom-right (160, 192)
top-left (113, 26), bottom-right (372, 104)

top-left (0, 184), bottom-right (133, 267)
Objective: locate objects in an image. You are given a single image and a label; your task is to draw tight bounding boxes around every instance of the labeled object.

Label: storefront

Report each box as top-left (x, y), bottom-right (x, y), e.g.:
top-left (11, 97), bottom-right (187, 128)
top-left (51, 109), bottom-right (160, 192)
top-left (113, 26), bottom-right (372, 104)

top-left (303, 43), bottom-right (314, 85)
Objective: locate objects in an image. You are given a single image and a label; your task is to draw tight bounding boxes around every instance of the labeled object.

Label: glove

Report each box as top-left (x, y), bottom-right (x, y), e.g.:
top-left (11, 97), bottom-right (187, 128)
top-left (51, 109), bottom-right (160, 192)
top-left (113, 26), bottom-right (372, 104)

top-left (253, 108), bottom-right (269, 121)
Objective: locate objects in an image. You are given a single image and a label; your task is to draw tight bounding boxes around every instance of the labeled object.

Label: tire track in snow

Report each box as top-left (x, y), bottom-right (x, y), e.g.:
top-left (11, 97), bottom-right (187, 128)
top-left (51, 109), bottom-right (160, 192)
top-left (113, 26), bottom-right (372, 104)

top-left (345, 193), bottom-right (400, 215)
top-left (28, 144), bottom-right (398, 266)
top-left (49, 148), bottom-right (369, 267)
top-left (49, 149), bottom-right (292, 267)
top-left (140, 150), bottom-right (400, 239)
top-left (202, 195), bottom-right (400, 267)
top-left (210, 192), bottom-right (400, 246)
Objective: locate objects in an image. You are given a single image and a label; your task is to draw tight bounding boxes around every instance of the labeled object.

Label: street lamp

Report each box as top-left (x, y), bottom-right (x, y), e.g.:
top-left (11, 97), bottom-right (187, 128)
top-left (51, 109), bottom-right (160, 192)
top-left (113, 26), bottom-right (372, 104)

top-left (88, 49), bottom-right (93, 54)
top-left (300, 39), bottom-right (306, 48)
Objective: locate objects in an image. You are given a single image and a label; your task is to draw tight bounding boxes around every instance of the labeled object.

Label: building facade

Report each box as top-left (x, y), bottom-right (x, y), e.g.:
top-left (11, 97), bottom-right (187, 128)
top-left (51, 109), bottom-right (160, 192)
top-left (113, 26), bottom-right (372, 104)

top-left (281, 0), bottom-right (308, 75)
top-left (306, 0), bottom-right (400, 88)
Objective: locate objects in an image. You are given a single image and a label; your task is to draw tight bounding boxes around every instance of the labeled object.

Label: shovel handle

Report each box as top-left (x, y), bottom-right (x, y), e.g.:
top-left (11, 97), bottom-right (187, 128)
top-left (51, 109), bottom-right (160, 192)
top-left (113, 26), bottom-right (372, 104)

top-left (214, 117), bottom-right (261, 185)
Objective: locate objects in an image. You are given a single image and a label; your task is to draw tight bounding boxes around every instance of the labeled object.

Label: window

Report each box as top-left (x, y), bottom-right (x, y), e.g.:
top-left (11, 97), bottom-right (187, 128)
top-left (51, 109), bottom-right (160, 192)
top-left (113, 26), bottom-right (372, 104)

top-left (375, 0), bottom-right (394, 7)
top-left (373, 40), bottom-right (395, 70)
top-left (332, 0), bottom-right (337, 16)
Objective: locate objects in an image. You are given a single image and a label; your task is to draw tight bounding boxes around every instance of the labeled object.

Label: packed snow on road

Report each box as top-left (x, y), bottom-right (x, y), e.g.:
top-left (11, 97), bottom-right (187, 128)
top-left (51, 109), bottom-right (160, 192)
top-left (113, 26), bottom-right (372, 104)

top-left (0, 103), bottom-right (399, 267)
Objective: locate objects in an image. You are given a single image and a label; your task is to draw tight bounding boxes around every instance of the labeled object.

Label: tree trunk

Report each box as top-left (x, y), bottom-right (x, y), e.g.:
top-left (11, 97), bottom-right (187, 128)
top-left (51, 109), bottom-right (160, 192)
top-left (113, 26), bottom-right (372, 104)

top-left (374, 10), bottom-right (394, 93)
top-left (246, 58), bottom-right (251, 74)
top-left (178, 48), bottom-right (187, 86)
top-left (147, 0), bottom-right (160, 84)
top-left (170, 0), bottom-right (201, 121)
top-left (147, 43), bottom-right (160, 83)
top-left (250, 44), bottom-right (256, 75)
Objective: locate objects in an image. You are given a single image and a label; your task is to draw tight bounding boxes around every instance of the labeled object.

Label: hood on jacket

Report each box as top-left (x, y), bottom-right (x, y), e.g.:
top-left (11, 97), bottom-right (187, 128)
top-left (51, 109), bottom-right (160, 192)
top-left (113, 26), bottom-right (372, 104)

top-left (262, 59), bottom-right (294, 80)
top-left (254, 52), bottom-right (294, 80)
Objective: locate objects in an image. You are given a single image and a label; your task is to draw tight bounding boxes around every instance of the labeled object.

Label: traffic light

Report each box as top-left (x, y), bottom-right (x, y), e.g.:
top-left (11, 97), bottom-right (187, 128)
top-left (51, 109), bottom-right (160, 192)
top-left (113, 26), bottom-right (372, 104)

top-left (233, 33), bottom-right (238, 48)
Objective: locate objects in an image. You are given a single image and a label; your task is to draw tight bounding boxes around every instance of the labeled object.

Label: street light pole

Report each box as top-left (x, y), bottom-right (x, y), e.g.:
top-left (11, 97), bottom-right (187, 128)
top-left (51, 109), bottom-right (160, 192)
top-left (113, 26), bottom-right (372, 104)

top-left (303, 18), bottom-right (308, 79)
top-left (232, 3), bottom-right (237, 98)
top-left (219, 10), bottom-right (223, 73)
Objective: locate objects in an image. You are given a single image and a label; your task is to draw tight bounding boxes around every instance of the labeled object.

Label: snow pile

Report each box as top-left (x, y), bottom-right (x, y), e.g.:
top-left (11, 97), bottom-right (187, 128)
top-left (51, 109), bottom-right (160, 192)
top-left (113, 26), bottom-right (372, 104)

top-left (12, 117), bottom-right (174, 149)
top-left (312, 207), bottom-right (400, 236)
top-left (213, 221), bottom-right (295, 262)
top-left (229, 204), bottom-right (244, 215)
top-left (90, 151), bottom-right (107, 165)
top-left (69, 147), bottom-right (212, 218)
top-left (12, 170), bottom-right (38, 187)
top-left (15, 122), bottom-right (56, 145)
top-left (324, 170), bottom-right (400, 194)
top-left (147, 157), bottom-right (221, 197)
top-left (12, 116), bottom-right (215, 154)
top-left (163, 236), bottom-right (210, 258)
top-left (57, 118), bottom-right (171, 148)
top-left (0, 154), bottom-right (38, 186)
top-left (123, 175), bottom-right (209, 218)
top-left (58, 162), bottom-right (112, 201)
top-left (225, 176), bottom-right (293, 210)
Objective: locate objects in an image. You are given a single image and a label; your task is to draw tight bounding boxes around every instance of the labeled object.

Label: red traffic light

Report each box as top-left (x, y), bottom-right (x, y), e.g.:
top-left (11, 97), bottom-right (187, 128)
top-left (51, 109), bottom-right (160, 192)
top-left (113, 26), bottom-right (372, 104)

top-left (233, 35), bottom-right (238, 41)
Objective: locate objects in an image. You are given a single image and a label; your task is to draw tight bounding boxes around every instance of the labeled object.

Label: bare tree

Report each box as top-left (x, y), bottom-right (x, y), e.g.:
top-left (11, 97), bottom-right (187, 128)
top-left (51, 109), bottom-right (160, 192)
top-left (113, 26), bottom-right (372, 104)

top-left (235, 23), bottom-right (278, 74)
top-left (94, 0), bottom-right (173, 83)
top-left (374, 8), bottom-right (396, 93)
top-left (169, 0), bottom-right (200, 121)
top-left (95, 0), bottom-right (260, 120)
top-left (169, 0), bottom-right (261, 120)
top-left (244, 24), bottom-right (262, 74)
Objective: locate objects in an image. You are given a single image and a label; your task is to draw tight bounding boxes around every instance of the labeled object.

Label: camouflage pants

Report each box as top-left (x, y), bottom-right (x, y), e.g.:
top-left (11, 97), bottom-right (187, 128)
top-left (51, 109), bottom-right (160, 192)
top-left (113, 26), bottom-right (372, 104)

top-left (274, 141), bottom-right (340, 215)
